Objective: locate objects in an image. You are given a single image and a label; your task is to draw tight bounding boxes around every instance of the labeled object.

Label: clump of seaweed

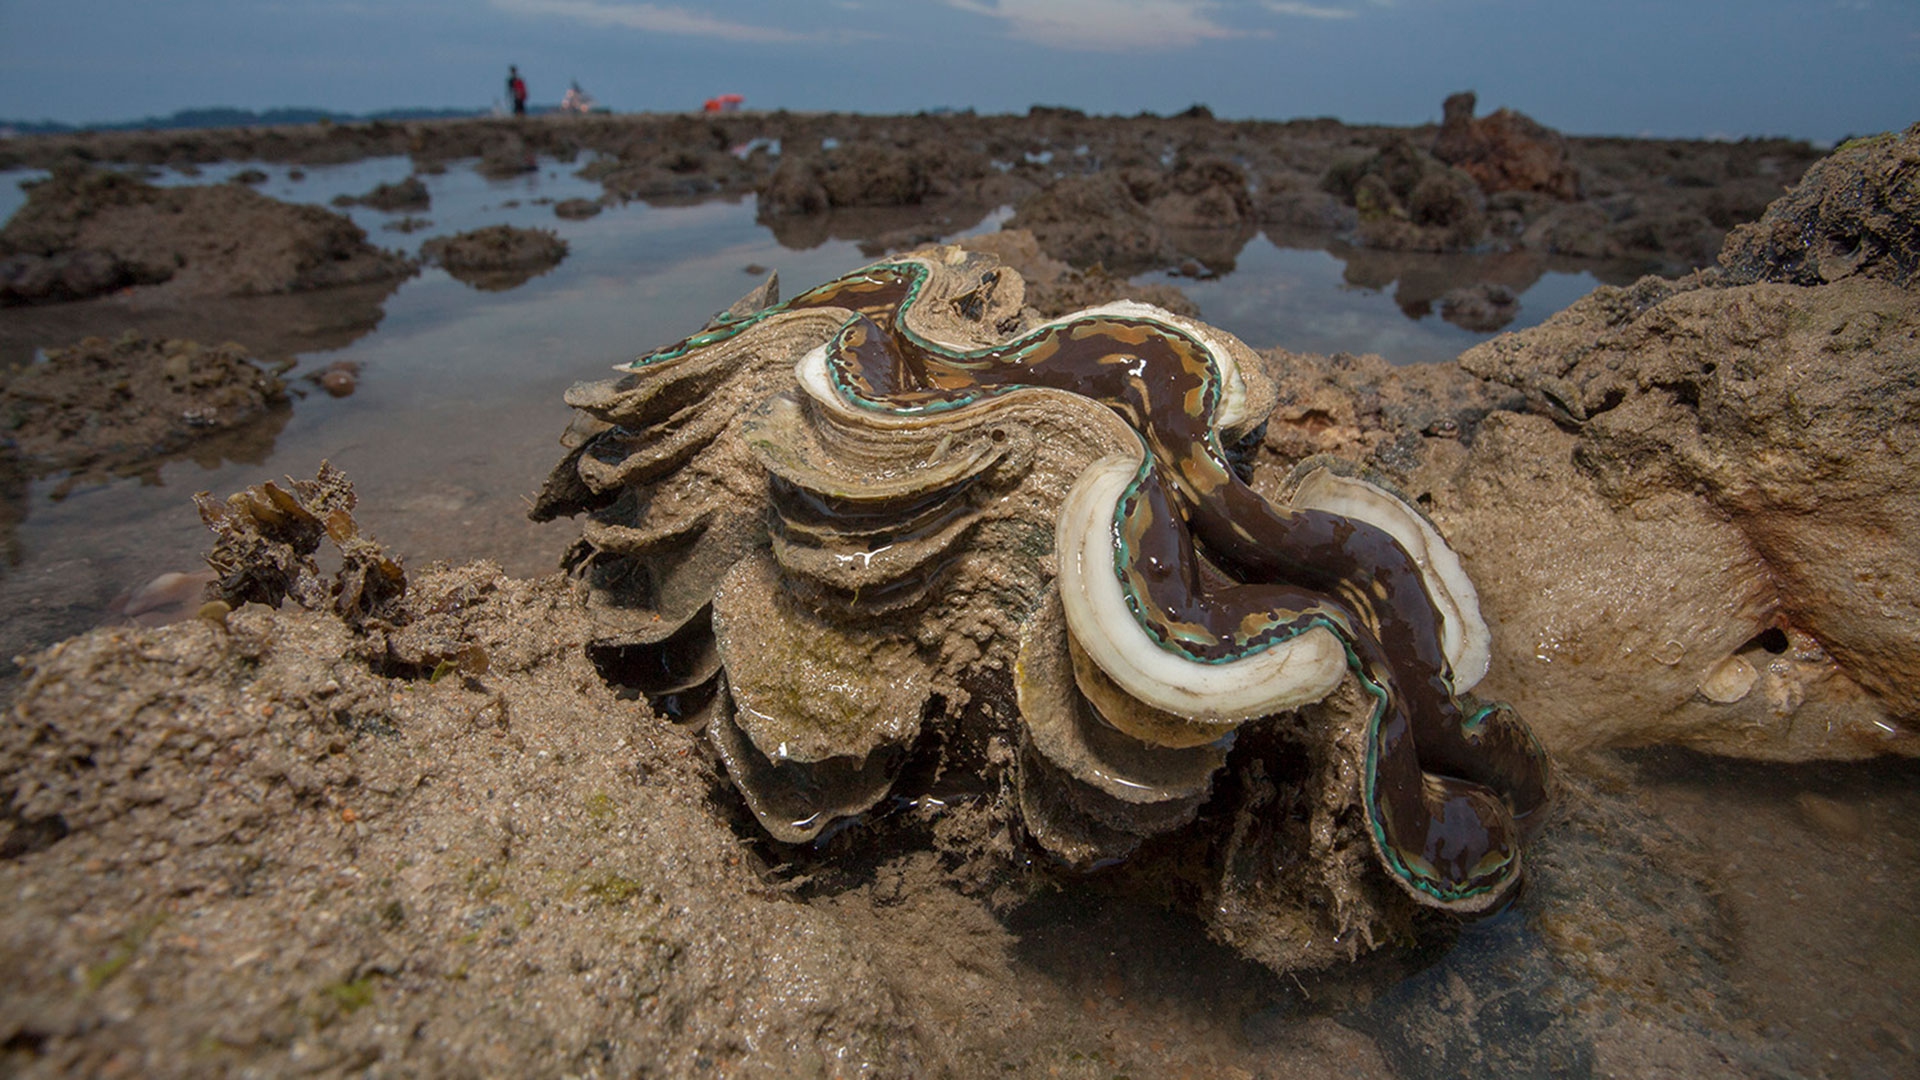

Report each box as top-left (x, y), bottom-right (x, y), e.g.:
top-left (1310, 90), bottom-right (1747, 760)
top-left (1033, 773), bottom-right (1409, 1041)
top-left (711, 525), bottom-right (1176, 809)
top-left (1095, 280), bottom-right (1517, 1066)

top-left (195, 460), bottom-right (406, 629)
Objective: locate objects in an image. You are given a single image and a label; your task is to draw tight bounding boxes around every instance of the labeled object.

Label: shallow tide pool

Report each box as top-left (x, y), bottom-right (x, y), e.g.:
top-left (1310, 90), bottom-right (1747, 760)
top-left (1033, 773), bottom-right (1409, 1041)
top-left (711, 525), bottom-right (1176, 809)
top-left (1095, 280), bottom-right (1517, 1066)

top-left (0, 154), bottom-right (1612, 657)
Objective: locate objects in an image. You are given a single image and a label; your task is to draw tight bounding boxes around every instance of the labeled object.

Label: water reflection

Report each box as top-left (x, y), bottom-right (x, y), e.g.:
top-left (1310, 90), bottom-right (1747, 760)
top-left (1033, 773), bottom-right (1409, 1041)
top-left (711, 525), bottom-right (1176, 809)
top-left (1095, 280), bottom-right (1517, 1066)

top-left (758, 199), bottom-right (1003, 255)
top-left (1326, 236), bottom-right (1647, 321)
top-left (0, 277), bottom-right (404, 371)
top-left (1134, 229), bottom-right (1652, 365)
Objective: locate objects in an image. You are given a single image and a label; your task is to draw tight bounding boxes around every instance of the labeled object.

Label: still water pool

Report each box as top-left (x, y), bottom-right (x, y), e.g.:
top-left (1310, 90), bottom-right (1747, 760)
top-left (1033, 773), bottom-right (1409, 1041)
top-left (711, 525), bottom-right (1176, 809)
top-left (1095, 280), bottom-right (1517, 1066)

top-left (0, 153), bottom-right (1612, 654)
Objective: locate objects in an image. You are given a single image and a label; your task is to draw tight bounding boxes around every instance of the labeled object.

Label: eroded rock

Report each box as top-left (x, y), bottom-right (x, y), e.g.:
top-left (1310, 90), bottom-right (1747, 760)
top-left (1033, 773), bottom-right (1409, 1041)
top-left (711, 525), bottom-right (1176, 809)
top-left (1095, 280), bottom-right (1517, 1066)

top-left (0, 331), bottom-right (287, 482)
top-left (1243, 132), bottom-right (1920, 762)
top-left (1718, 122), bottom-right (1920, 289)
top-left (0, 165), bottom-right (415, 304)
top-left (1432, 90), bottom-right (1582, 201)
top-left (420, 224), bottom-right (568, 291)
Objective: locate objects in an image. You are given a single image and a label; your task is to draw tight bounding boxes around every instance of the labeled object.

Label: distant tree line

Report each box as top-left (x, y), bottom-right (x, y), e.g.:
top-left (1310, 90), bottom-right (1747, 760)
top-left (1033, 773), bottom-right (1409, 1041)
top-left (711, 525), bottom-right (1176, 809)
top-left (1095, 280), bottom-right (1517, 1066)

top-left (0, 106), bottom-right (489, 136)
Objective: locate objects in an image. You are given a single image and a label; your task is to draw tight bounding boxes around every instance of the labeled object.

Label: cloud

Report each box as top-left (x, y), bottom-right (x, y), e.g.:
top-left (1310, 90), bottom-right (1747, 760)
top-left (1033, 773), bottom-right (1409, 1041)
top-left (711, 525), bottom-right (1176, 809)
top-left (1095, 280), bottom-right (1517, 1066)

top-left (1262, 2), bottom-right (1359, 18)
top-left (490, 0), bottom-right (835, 45)
top-left (945, 0), bottom-right (1242, 51)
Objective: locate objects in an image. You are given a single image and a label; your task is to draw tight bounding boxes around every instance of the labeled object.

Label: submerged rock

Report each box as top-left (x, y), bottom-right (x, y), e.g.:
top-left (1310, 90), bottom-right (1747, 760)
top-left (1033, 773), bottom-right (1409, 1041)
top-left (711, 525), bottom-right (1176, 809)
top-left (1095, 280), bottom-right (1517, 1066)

top-left (420, 224), bottom-right (568, 291)
top-left (0, 331), bottom-right (287, 483)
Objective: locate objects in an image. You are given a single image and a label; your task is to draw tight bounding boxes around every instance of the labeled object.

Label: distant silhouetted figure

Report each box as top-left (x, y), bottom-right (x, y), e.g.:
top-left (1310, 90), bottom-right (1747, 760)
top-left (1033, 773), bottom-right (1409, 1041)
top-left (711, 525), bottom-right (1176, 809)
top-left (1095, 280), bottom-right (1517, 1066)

top-left (508, 65), bottom-right (528, 116)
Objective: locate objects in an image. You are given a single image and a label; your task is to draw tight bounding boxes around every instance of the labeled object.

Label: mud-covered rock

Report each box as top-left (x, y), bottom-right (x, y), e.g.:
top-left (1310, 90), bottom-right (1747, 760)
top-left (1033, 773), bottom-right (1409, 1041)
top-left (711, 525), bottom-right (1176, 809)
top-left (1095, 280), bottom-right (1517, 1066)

top-left (1718, 122), bottom-right (1920, 288)
top-left (331, 175), bottom-right (430, 213)
top-left (1324, 136), bottom-right (1489, 253)
top-left (1258, 171), bottom-right (1360, 234)
top-left (0, 166), bottom-right (415, 304)
top-left (476, 134), bottom-right (537, 179)
top-left (420, 224), bottom-right (567, 291)
top-left (0, 559), bottom-right (923, 1078)
top-left (0, 248), bottom-right (163, 305)
top-left (1148, 156), bottom-right (1255, 230)
top-left (0, 331), bottom-right (287, 481)
top-left (1005, 170), bottom-right (1176, 273)
top-left (756, 154), bottom-right (830, 216)
top-left (819, 143), bottom-right (931, 208)
top-left (757, 144), bottom-right (931, 217)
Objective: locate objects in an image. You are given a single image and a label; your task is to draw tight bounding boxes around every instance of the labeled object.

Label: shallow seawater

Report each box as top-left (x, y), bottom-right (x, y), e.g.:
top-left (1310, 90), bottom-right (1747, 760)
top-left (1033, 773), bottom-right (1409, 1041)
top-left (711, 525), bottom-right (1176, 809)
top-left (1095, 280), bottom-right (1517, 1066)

top-left (1136, 236), bottom-right (1624, 365)
top-left (0, 154), bottom-right (1614, 664)
top-left (3, 156), bottom-right (1917, 1078)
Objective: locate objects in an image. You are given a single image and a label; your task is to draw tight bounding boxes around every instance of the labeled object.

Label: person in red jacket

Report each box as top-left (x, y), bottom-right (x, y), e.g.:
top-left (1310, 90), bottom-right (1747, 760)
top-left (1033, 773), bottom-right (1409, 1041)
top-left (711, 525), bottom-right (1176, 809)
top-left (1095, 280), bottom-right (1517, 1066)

top-left (507, 65), bottom-right (528, 116)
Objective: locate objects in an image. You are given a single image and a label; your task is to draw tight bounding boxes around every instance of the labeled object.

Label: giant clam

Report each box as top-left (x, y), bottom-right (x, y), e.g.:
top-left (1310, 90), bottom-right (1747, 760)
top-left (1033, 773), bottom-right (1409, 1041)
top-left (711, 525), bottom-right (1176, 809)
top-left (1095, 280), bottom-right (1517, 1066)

top-left (535, 247), bottom-right (1550, 930)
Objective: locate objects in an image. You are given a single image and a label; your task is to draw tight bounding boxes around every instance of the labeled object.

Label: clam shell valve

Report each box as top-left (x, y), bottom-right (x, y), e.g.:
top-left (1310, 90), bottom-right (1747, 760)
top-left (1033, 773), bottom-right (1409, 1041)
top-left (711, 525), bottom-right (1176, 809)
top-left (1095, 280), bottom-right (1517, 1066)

top-left (535, 248), bottom-right (1551, 937)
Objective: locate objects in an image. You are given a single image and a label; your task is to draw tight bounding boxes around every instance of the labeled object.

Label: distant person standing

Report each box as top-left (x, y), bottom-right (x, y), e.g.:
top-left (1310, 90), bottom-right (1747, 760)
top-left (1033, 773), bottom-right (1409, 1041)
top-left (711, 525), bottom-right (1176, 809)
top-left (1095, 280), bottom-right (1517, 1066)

top-left (507, 65), bottom-right (528, 116)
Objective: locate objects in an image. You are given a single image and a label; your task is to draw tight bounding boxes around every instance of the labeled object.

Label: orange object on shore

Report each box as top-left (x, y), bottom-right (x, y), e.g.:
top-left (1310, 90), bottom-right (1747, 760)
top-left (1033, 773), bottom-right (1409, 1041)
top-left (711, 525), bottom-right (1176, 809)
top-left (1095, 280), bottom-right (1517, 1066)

top-left (702, 93), bottom-right (745, 113)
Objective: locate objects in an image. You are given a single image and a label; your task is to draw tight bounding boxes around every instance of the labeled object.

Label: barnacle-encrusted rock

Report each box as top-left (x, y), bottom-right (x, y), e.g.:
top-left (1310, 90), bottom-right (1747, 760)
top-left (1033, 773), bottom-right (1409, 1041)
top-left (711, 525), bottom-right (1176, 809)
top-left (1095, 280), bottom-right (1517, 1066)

top-left (538, 245), bottom-right (1550, 965)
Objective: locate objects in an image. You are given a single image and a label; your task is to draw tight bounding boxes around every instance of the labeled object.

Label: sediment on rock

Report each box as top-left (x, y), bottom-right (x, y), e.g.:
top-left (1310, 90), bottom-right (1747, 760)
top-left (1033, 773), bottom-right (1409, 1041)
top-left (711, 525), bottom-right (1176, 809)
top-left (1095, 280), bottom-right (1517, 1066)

top-left (0, 165), bottom-right (416, 304)
top-left (1243, 128), bottom-right (1920, 763)
top-left (420, 224), bottom-right (568, 291)
top-left (0, 331), bottom-right (288, 483)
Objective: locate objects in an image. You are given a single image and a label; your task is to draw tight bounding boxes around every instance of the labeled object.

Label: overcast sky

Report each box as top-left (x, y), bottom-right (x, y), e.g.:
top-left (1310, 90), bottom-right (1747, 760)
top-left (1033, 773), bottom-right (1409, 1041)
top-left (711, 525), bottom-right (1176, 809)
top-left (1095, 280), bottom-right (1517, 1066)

top-left (1, 0), bottom-right (1913, 140)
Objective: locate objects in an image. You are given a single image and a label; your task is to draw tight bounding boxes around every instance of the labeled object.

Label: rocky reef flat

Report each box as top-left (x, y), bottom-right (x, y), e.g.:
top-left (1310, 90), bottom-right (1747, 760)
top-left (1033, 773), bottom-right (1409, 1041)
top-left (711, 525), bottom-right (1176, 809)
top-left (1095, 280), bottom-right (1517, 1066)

top-left (0, 109), bottom-right (1915, 1078)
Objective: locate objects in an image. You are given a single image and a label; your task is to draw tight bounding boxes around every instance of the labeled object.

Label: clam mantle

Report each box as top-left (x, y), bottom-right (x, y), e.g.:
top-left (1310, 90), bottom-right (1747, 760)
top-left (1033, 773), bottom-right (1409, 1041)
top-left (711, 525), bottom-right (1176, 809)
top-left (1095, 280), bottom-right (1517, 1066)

top-left (535, 247), bottom-right (1550, 923)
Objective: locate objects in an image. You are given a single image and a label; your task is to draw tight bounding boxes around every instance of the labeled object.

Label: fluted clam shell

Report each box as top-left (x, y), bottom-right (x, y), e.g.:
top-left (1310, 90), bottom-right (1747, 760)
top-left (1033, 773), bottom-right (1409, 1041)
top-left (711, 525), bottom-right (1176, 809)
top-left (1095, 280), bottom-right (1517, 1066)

top-left (1017, 588), bottom-right (1227, 805)
top-left (711, 552), bottom-right (927, 766)
top-left (536, 246), bottom-right (1544, 923)
top-left (1057, 456), bottom-right (1349, 724)
top-left (1288, 462), bottom-right (1492, 691)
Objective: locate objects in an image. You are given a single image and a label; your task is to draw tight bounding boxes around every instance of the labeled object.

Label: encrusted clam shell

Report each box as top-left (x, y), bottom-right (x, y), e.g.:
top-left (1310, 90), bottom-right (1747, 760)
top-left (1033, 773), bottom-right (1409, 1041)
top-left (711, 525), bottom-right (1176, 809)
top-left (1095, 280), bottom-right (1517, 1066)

top-left (538, 245), bottom-right (1549, 920)
top-left (712, 553), bottom-right (927, 766)
top-left (1018, 588), bottom-right (1228, 804)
